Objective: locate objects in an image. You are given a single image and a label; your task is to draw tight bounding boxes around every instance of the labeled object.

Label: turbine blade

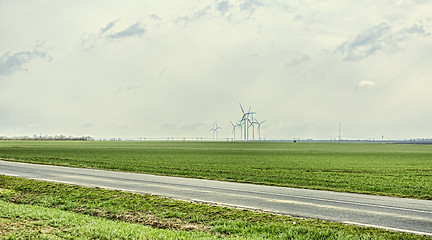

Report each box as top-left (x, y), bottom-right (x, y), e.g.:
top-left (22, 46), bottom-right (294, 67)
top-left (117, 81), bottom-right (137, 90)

top-left (239, 103), bottom-right (245, 114)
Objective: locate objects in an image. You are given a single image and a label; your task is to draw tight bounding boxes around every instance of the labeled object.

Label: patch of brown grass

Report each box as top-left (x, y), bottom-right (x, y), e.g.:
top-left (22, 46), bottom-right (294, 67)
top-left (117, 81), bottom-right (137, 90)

top-left (72, 207), bottom-right (208, 232)
top-left (0, 218), bottom-right (58, 237)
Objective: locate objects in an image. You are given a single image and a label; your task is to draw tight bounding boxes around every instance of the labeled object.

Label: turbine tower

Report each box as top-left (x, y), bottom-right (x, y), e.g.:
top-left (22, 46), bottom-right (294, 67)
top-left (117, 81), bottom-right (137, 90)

top-left (255, 118), bottom-right (266, 141)
top-left (239, 103), bottom-right (248, 141)
top-left (237, 120), bottom-right (243, 141)
top-left (210, 122), bottom-right (221, 141)
top-left (230, 121), bottom-right (240, 141)
top-left (248, 108), bottom-right (256, 141)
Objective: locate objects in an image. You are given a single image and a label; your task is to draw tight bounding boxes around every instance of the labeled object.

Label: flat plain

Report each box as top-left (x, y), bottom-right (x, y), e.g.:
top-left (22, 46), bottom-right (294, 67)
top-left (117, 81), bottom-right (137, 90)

top-left (0, 141), bottom-right (431, 199)
top-left (1, 141), bottom-right (432, 239)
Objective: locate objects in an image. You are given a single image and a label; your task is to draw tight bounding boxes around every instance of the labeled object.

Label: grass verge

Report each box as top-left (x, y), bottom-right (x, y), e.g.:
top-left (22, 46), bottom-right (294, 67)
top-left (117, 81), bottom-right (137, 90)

top-left (0, 200), bottom-right (223, 239)
top-left (1, 175), bottom-right (430, 239)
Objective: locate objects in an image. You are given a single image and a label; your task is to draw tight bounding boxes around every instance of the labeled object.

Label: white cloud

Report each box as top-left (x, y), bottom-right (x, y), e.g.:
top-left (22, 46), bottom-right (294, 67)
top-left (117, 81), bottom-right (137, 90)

top-left (240, 0), bottom-right (263, 13)
top-left (337, 22), bottom-right (430, 61)
top-left (100, 20), bottom-right (118, 34)
top-left (174, 5), bottom-right (212, 25)
top-left (0, 41), bottom-right (51, 76)
top-left (358, 80), bottom-right (378, 88)
top-left (286, 54), bottom-right (311, 68)
top-left (107, 23), bottom-right (146, 40)
top-left (217, 1), bottom-right (232, 16)
top-left (150, 14), bottom-right (162, 21)
top-left (79, 20), bottom-right (146, 49)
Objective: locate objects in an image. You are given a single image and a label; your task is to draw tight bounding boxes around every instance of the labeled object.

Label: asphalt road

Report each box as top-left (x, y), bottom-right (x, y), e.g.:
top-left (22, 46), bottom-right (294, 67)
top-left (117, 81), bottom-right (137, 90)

top-left (1, 159), bottom-right (431, 236)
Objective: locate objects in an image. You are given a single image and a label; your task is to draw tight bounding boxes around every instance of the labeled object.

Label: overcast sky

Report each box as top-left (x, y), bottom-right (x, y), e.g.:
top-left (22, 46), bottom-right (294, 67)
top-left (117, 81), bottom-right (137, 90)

top-left (1, 1), bottom-right (432, 140)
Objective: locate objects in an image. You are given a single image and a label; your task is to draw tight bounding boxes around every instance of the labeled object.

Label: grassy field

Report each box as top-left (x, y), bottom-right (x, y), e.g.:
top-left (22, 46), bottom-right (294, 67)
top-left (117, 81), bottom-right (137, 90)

top-left (0, 141), bottom-right (431, 199)
top-left (1, 175), bottom-right (428, 239)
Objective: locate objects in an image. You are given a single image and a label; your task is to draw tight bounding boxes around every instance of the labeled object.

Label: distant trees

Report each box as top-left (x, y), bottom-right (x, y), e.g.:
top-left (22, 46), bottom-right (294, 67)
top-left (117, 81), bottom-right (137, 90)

top-left (0, 135), bottom-right (94, 141)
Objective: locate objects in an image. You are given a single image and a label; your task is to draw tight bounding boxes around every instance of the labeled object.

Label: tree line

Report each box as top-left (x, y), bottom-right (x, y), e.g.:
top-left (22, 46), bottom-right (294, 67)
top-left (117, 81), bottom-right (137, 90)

top-left (0, 135), bottom-right (94, 141)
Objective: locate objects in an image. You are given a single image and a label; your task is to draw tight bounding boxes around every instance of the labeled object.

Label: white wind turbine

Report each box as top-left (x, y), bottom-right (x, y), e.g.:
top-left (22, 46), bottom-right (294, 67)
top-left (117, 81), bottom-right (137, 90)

top-left (244, 106), bottom-right (256, 141)
top-left (237, 119), bottom-right (243, 141)
top-left (239, 103), bottom-right (258, 141)
top-left (239, 103), bottom-right (248, 141)
top-left (210, 122), bottom-right (221, 141)
top-left (255, 118), bottom-right (266, 141)
top-left (230, 121), bottom-right (240, 141)
top-left (248, 108), bottom-right (257, 141)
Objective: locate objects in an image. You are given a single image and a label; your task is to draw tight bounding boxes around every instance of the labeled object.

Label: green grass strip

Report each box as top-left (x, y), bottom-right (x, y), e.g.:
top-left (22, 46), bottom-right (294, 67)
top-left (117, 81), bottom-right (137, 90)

top-left (0, 200), bottom-right (228, 239)
top-left (1, 176), bottom-right (429, 239)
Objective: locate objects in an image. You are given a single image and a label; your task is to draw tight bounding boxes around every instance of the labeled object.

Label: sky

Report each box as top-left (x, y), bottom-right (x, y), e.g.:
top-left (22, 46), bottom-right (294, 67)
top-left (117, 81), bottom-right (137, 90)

top-left (1, 0), bottom-right (432, 140)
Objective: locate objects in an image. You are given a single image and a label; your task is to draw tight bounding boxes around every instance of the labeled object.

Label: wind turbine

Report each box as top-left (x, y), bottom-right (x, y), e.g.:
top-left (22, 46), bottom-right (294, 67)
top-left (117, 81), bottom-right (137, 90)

top-left (247, 107), bottom-right (257, 141)
top-left (239, 103), bottom-right (258, 141)
top-left (255, 118), bottom-right (266, 141)
top-left (239, 103), bottom-right (247, 141)
top-left (210, 124), bottom-right (216, 141)
top-left (210, 122), bottom-right (221, 141)
top-left (244, 106), bottom-right (257, 141)
top-left (230, 121), bottom-right (239, 141)
top-left (246, 106), bottom-right (251, 141)
top-left (237, 120), bottom-right (243, 141)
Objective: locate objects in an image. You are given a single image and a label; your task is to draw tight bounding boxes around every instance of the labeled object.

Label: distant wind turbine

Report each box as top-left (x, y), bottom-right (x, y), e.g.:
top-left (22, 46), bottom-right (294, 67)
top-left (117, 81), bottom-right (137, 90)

top-left (230, 121), bottom-right (239, 141)
top-left (239, 103), bottom-right (259, 141)
top-left (255, 118), bottom-right (266, 141)
top-left (210, 122), bottom-right (221, 141)
top-left (248, 108), bottom-right (257, 140)
top-left (239, 103), bottom-right (247, 141)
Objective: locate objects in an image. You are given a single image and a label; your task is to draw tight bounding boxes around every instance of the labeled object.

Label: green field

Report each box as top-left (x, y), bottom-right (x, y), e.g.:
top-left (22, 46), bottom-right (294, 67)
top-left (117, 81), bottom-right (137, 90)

top-left (0, 141), bottom-right (431, 199)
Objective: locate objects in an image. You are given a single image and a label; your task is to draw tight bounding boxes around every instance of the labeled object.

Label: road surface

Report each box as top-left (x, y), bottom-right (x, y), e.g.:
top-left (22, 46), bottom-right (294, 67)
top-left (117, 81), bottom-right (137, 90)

top-left (1, 159), bottom-right (431, 236)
